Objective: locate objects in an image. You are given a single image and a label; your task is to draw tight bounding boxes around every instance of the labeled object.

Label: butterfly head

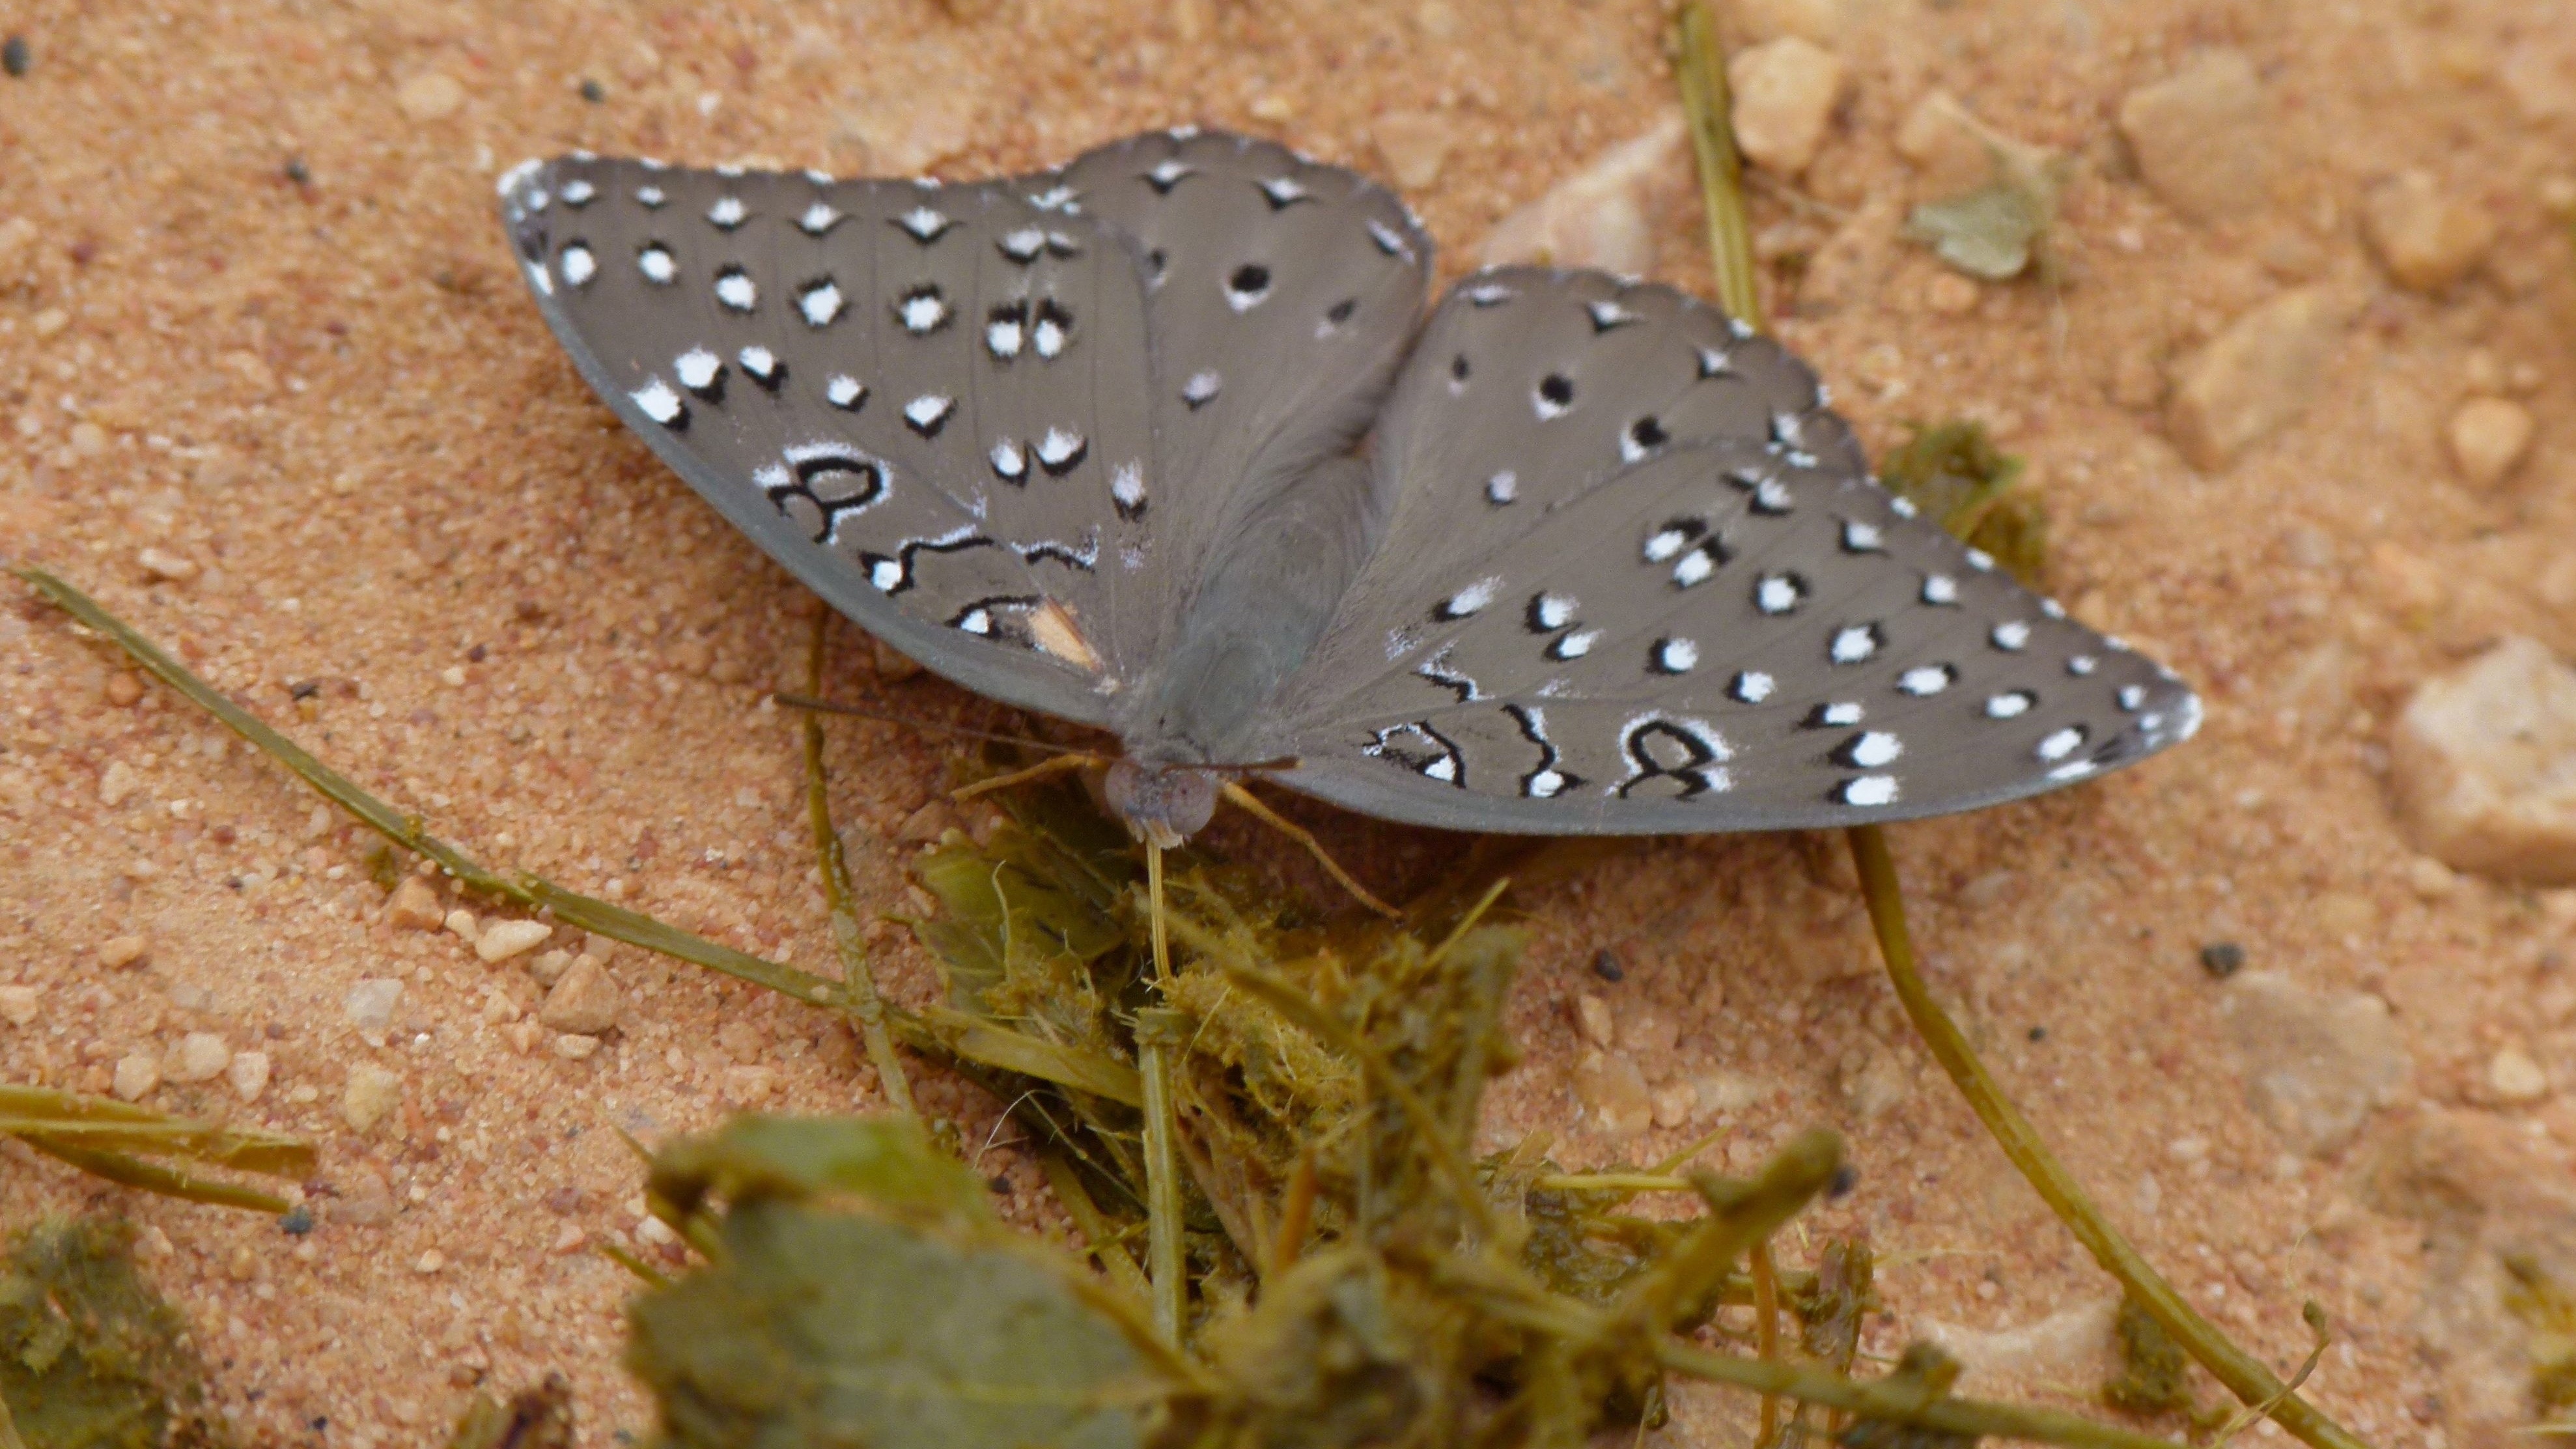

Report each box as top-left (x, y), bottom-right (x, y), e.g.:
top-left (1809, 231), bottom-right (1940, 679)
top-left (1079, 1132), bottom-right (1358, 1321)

top-left (1103, 756), bottom-right (1221, 850)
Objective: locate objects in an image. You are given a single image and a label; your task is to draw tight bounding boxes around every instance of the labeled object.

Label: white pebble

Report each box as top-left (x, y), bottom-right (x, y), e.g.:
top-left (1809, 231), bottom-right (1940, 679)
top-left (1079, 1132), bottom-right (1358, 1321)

top-left (475, 918), bottom-right (553, 963)
top-left (167, 1031), bottom-right (232, 1084)
top-left (228, 1050), bottom-right (272, 1102)
top-left (112, 1053), bottom-right (161, 1102)
top-left (343, 978), bottom-right (404, 1039)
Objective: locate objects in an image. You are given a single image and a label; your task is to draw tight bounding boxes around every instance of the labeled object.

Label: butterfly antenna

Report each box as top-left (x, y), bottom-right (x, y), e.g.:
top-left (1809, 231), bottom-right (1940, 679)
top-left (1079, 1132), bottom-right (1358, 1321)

top-left (1137, 843), bottom-right (1189, 1343)
top-left (772, 692), bottom-right (1085, 756)
top-left (1218, 781), bottom-right (1400, 919)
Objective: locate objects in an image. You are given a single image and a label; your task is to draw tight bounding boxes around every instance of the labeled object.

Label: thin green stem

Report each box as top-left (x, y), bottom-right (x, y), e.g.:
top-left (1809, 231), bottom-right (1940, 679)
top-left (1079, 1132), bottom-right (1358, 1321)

top-left (1139, 843), bottom-right (1188, 1344)
top-left (18, 565), bottom-right (847, 1010)
top-left (1848, 826), bottom-right (2369, 1449)
top-left (804, 613), bottom-right (916, 1116)
top-left (1673, 1), bottom-right (1764, 328)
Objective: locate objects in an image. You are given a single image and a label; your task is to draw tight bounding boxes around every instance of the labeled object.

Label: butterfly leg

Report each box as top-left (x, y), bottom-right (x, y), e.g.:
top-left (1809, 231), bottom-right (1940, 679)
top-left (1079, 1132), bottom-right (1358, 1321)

top-left (1136, 843), bottom-right (1189, 1343)
top-left (948, 751), bottom-right (1102, 803)
top-left (1218, 781), bottom-right (1400, 919)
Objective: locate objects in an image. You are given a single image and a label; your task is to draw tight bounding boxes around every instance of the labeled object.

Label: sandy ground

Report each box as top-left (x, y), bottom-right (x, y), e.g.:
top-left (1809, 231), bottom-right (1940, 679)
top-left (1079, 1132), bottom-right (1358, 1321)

top-left (3, 0), bottom-right (2575, 1444)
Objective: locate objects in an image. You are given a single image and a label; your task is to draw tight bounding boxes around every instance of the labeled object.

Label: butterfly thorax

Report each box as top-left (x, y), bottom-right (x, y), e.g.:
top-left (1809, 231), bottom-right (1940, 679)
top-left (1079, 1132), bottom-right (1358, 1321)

top-left (1102, 757), bottom-right (1220, 850)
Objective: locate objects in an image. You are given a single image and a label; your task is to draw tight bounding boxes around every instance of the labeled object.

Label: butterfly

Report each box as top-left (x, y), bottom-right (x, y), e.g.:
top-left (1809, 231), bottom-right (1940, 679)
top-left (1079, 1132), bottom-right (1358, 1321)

top-left (496, 128), bottom-right (2197, 851)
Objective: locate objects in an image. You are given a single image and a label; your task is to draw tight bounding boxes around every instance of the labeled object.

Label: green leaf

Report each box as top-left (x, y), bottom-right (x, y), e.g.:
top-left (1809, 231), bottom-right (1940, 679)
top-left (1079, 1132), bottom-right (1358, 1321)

top-left (0, 1218), bottom-right (227, 1448)
top-left (1905, 182), bottom-right (2048, 281)
top-left (628, 1201), bottom-right (1158, 1449)
top-left (647, 1115), bottom-right (995, 1227)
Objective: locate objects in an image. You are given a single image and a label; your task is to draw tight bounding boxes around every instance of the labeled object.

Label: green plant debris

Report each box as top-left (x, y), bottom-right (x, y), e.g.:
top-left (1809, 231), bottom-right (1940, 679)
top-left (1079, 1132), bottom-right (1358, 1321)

top-left (618, 761), bottom-right (2174, 1449)
top-left (0, 1085), bottom-right (314, 1213)
top-left (1896, 97), bottom-right (2067, 283)
top-left (443, 1374), bottom-right (575, 1449)
top-left (2102, 1297), bottom-right (2192, 1417)
top-left (1907, 182), bottom-right (2051, 281)
top-left (0, 1218), bottom-right (229, 1448)
top-left (627, 1117), bottom-right (1168, 1449)
top-left (2505, 1254), bottom-right (2576, 1429)
top-left (1876, 420), bottom-right (2049, 586)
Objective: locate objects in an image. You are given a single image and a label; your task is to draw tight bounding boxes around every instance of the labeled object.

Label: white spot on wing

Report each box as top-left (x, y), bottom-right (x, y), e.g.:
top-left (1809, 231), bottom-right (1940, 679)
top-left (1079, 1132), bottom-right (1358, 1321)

top-left (1441, 576), bottom-right (1500, 619)
top-left (675, 348), bottom-right (721, 391)
top-left (714, 270), bottom-right (757, 311)
top-left (1840, 775), bottom-right (1899, 807)
top-left (631, 379), bottom-right (682, 424)
top-left (798, 281), bottom-right (843, 327)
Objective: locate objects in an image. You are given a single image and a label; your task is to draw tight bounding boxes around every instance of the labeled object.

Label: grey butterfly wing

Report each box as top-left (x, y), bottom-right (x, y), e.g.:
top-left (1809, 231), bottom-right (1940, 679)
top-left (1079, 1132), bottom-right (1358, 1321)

top-left (1052, 131), bottom-right (1431, 655)
top-left (497, 156), bottom-right (1158, 724)
top-left (1265, 270), bottom-right (2199, 833)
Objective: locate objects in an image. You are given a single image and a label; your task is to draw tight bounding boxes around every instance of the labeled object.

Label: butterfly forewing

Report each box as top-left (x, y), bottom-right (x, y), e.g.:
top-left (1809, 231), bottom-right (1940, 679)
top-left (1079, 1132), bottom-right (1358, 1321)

top-left (1054, 132), bottom-right (1431, 630)
top-left (499, 156), bottom-right (1158, 723)
top-left (1268, 273), bottom-right (2198, 833)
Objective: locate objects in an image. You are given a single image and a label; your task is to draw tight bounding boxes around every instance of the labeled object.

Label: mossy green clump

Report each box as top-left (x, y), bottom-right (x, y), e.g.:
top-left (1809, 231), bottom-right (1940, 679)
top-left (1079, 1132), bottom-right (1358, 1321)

top-left (2102, 1297), bottom-right (2193, 1418)
top-left (2505, 1253), bottom-right (2576, 1429)
top-left (1877, 419), bottom-right (2048, 587)
top-left (0, 1217), bottom-right (228, 1448)
top-left (601, 763), bottom-right (2159, 1449)
top-left (443, 1375), bottom-right (574, 1449)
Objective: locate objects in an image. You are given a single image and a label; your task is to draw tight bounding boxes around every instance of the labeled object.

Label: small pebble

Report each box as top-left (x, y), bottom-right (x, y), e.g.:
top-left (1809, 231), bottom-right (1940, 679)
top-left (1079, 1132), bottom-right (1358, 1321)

top-left (228, 1050), bottom-right (272, 1102)
top-left (2114, 51), bottom-right (2270, 223)
top-left (1925, 272), bottom-right (1981, 315)
top-left (538, 955), bottom-right (623, 1035)
top-left (2200, 941), bottom-right (2247, 978)
top-left (69, 421), bottom-right (107, 456)
top-left (98, 933), bottom-right (148, 969)
top-left (280, 1205), bottom-right (314, 1236)
top-left (2391, 637), bottom-right (2576, 882)
top-left (578, 77), bottom-right (606, 104)
top-left (384, 876), bottom-right (444, 931)
top-left (474, 918), bottom-right (552, 963)
top-left (1728, 36), bottom-right (1847, 176)
top-left (112, 1052), bottom-right (161, 1101)
top-left (167, 1031), bottom-right (231, 1084)
top-left (1589, 949), bottom-right (1625, 983)
top-left (552, 1033), bottom-right (601, 1060)
top-left (2363, 171), bottom-right (2495, 292)
top-left (1371, 110), bottom-right (1452, 190)
top-left (343, 978), bottom-right (404, 1039)
top-left (1575, 993), bottom-right (1615, 1048)
top-left (443, 908), bottom-right (480, 944)
top-left (29, 307), bottom-right (66, 338)
top-left (342, 1065), bottom-right (403, 1134)
top-left (1572, 1050), bottom-right (1654, 1138)
top-left (2406, 856), bottom-right (2459, 901)
top-left (2167, 287), bottom-right (2345, 470)
top-left (1827, 1164), bottom-right (1858, 1198)
top-left (527, 948), bottom-right (574, 987)
top-left (1, 35), bottom-right (26, 78)
top-left (0, 986), bottom-right (36, 1026)
top-left (283, 156), bottom-right (310, 185)
top-left (137, 547), bottom-right (199, 582)
top-left (103, 673), bottom-right (143, 707)
top-left (1651, 1082), bottom-right (1696, 1130)
top-left (98, 761), bottom-right (141, 808)
top-left (2447, 397), bottom-right (2534, 488)
top-left (414, 1249), bottom-right (445, 1274)
top-left (2490, 1045), bottom-right (2550, 1103)
top-left (395, 70), bottom-right (464, 122)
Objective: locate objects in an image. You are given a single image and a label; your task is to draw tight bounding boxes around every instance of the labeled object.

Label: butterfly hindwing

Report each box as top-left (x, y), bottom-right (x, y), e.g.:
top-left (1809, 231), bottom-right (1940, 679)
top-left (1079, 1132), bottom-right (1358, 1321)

top-left (1268, 272), bottom-right (2198, 832)
top-left (498, 156), bottom-right (1159, 722)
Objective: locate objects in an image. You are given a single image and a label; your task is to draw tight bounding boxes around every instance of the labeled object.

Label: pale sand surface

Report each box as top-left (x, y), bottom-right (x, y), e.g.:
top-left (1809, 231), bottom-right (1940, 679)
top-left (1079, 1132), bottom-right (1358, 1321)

top-left (2, 1), bottom-right (2573, 1443)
